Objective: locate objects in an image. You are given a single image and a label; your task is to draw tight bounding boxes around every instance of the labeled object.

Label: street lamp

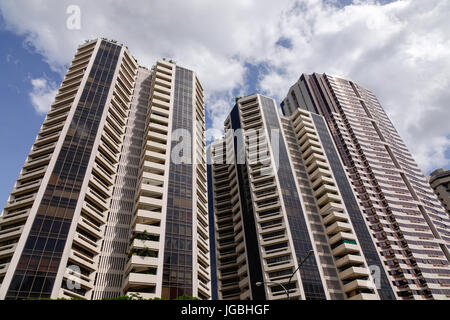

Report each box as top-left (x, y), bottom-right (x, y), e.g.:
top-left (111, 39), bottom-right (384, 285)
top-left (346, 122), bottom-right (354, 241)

top-left (287, 250), bottom-right (314, 299)
top-left (256, 281), bottom-right (290, 299)
top-left (255, 250), bottom-right (314, 301)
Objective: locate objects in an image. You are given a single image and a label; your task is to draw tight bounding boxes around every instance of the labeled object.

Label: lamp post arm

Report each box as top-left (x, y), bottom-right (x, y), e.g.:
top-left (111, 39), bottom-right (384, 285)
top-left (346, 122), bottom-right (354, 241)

top-left (287, 250), bottom-right (314, 300)
top-left (257, 281), bottom-right (289, 299)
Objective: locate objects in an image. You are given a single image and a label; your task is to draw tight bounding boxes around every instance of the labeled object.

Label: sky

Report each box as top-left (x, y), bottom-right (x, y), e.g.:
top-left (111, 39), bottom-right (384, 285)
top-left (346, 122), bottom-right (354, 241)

top-left (0, 0), bottom-right (449, 207)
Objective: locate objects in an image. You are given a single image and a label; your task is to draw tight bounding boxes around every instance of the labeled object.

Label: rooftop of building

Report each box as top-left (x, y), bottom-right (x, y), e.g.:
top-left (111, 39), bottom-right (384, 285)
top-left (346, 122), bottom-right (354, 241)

top-left (429, 168), bottom-right (450, 183)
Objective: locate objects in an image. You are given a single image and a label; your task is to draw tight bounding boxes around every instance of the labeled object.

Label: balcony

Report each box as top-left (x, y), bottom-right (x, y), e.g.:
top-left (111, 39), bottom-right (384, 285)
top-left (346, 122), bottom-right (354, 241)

top-left (0, 242), bottom-right (17, 259)
top-left (151, 98), bottom-right (171, 111)
top-left (239, 99), bottom-right (258, 111)
top-left (329, 231), bottom-right (355, 245)
top-left (302, 144), bottom-right (324, 160)
top-left (0, 208), bottom-right (30, 224)
top-left (297, 125), bottom-right (316, 138)
top-left (3, 194), bottom-right (36, 211)
top-left (156, 64), bottom-right (173, 76)
top-left (152, 90), bottom-right (170, 104)
top-left (239, 277), bottom-right (249, 289)
top-left (322, 211), bottom-right (348, 226)
top-left (309, 167), bottom-right (332, 182)
top-left (300, 137), bottom-right (321, 153)
top-left (133, 209), bottom-right (161, 225)
top-left (317, 192), bottom-right (341, 208)
top-left (135, 196), bottom-right (163, 212)
top-left (144, 150), bottom-right (166, 163)
top-left (326, 221), bottom-right (352, 235)
top-left (81, 200), bottom-right (107, 224)
top-left (50, 95), bottom-right (75, 112)
top-left (312, 182), bottom-right (336, 198)
top-left (11, 179), bottom-right (41, 197)
top-left (339, 266), bottom-right (369, 281)
top-left (335, 254), bottom-right (365, 268)
top-left (139, 183), bottom-right (164, 197)
top-left (73, 233), bottom-right (99, 255)
top-left (141, 171), bottom-right (164, 184)
top-left (78, 218), bottom-right (103, 239)
top-left (62, 68), bottom-right (84, 84)
top-left (236, 262), bottom-right (248, 276)
top-left (29, 142), bottom-right (57, 158)
top-left (134, 223), bottom-right (160, 235)
top-left (89, 177), bottom-right (111, 199)
top-left (85, 189), bottom-right (108, 212)
top-left (0, 262), bottom-right (10, 276)
top-left (68, 249), bottom-right (96, 272)
top-left (146, 140), bottom-right (167, 153)
top-left (62, 268), bottom-right (93, 290)
top-left (35, 130), bottom-right (61, 147)
top-left (131, 239), bottom-right (159, 251)
top-left (293, 119), bottom-right (314, 134)
top-left (106, 113), bottom-right (125, 135)
top-left (311, 176), bottom-right (335, 190)
top-left (242, 118), bottom-right (263, 130)
top-left (343, 279), bottom-right (375, 293)
top-left (348, 292), bottom-right (378, 300)
top-left (332, 242), bottom-right (360, 256)
top-left (241, 106), bottom-right (260, 117)
top-left (123, 273), bottom-right (157, 291)
top-left (126, 255), bottom-right (158, 272)
top-left (319, 201), bottom-right (345, 216)
top-left (98, 141), bottom-right (119, 164)
top-left (298, 130), bottom-right (317, 144)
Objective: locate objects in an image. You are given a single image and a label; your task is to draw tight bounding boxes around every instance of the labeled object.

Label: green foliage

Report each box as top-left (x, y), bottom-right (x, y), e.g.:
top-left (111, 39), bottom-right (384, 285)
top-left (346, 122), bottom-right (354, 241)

top-left (133, 247), bottom-right (157, 257)
top-left (173, 294), bottom-right (200, 300)
top-left (145, 268), bottom-right (157, 275)
top-left (132, 231), bottom-right (159, 243)
top-left (103, 293), bottom-right (144, 300)
top-left (28, 297), bottom-right (86, 301)
top-left (29, 293), bottom-right (199, 301)
top-left (235, 96), bottom-right (242, 103)
top-left (127, 246), bottom-right (158, 263)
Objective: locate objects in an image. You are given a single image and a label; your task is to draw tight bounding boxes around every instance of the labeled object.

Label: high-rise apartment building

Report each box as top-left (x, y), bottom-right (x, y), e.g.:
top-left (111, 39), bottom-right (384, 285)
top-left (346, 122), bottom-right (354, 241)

top-left (208, 94), bottom-right (384, 300)
top-left (93, 66), bottom-right (153, 299)
top-left (281, 73), bottom-right (450, 299)
top-left (429, 169), bottom-right (450, 216)
top-left (1, 37), bottom-right (449, 301)
top-left (0, 38), bottom-right (210, 300)
top-left (124, 58), bottom-right (210, 301)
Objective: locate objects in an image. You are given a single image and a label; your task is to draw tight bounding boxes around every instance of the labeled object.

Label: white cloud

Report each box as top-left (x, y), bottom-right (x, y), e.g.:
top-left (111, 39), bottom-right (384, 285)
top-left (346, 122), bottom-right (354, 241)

top-left (258, 0), bottom-right (450, 173)
top-left (5, 53), bottom-right (19, 64)
top-left (207, 99), bottom-right (233, 136)
top-left (1, 0), bottom-right (449, 172)
top-left (29, 77), bottom-right (58, 114)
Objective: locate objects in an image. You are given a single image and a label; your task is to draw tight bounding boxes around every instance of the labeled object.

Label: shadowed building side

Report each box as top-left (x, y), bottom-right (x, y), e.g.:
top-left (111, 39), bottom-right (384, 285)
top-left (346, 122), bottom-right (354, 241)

top-left (429, 169), bottom-right (450, 216)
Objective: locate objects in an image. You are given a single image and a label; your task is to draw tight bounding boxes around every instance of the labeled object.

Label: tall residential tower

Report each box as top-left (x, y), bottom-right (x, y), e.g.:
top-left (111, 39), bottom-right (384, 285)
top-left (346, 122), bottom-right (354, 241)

top-left (0, 39), bottom-right (210, 300)
top-left (281, 73), bottom-right (450, 299)
top-left (209, 94), bottom-right (384, 300)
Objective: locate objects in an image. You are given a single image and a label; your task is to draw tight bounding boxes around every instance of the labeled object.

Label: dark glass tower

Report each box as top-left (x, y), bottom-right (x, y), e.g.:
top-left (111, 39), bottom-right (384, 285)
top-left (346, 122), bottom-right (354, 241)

top-left (282, 73), bottom-right (450, 299)
top-left (209, 94), bottom-right (381, 300)
top-left (0, 40), bottom-right (211, 300)
top-left (0, 39), bottom-right (137, 299)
